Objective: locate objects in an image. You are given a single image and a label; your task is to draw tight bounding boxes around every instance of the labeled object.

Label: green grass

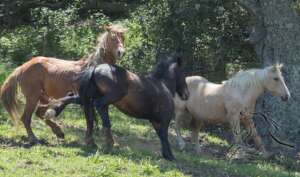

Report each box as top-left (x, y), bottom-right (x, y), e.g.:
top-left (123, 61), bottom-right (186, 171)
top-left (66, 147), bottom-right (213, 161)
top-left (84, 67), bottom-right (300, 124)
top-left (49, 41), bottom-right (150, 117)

top-left (0, 106), bottom-right (299, 177)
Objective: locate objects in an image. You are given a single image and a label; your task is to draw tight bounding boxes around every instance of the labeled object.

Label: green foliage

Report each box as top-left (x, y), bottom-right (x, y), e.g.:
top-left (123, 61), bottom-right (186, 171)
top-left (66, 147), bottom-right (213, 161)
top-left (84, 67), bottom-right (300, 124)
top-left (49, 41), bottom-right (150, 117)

top-left (0, 5), bottom-right (110, 65)
top-left (121, 0), bottom-right (258, 80)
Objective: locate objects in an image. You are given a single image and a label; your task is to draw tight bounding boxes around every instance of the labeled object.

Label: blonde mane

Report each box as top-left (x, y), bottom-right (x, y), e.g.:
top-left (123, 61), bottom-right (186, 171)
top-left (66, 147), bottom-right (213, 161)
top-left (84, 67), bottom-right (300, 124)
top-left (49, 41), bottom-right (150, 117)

top-left (85, 24), bottom-right (127, 66)
top-left (224, 68), bottom-right (266, 92)
top-left (224, 63), bottom-right (283, 93)
top-left (85, 32), bottom-right (109, 66)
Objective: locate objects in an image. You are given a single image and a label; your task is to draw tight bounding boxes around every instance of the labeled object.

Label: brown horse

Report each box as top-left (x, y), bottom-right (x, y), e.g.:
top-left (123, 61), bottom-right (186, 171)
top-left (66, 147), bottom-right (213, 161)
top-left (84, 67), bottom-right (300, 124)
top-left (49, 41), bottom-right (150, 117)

top-left (0, 24), bottom-right (126, 145)
top-left (44, 55), bottom-right (189, 160)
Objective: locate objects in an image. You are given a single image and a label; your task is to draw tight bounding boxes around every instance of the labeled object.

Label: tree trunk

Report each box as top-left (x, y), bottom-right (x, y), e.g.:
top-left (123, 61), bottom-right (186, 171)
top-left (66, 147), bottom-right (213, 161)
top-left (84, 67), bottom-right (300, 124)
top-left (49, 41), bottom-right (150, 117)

top-left (237, 0), bottom-right (300, 155)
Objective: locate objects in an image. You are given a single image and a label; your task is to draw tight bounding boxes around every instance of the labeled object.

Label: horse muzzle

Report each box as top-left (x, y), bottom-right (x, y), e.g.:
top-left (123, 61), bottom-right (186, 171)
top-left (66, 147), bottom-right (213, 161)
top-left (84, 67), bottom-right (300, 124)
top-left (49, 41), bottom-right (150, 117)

top-left (281, 94), bottom-right (290, 102)
top-left (117, 47), bottom-right (125, 58)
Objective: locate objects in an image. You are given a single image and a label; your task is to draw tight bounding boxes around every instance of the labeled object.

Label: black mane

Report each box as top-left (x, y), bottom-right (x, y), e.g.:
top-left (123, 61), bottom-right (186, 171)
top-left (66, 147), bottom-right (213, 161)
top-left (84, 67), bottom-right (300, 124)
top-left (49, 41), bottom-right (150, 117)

top-left (150, 55), bottom-right (179, 79)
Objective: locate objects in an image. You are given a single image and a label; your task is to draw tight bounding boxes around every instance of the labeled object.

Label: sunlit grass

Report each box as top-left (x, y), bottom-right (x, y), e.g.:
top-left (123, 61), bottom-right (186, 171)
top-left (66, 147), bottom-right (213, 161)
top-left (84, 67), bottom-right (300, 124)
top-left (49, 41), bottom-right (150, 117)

top-left (0, 107), bottom-right (299, 177)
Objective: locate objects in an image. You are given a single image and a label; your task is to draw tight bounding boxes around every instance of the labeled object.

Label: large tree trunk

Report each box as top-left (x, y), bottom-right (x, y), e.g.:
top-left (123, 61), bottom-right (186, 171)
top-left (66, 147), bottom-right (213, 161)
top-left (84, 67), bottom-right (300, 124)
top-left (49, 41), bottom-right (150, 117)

top-left (237, 0), bottom-right (300, 155)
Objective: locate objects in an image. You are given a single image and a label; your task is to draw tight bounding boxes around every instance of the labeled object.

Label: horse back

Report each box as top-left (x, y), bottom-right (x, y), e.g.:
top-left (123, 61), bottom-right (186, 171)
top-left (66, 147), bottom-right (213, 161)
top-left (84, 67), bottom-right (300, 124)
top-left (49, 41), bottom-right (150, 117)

top-left (179, 76), bottom-right (227, 123)
top-left (115, 73), bottom-right (174, 119)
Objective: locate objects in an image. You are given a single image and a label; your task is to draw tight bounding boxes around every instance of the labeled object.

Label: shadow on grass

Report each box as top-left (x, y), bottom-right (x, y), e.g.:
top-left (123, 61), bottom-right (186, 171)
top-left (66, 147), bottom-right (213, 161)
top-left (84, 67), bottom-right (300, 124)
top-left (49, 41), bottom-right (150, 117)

top-left (1, 116), bottom-right (299, 177)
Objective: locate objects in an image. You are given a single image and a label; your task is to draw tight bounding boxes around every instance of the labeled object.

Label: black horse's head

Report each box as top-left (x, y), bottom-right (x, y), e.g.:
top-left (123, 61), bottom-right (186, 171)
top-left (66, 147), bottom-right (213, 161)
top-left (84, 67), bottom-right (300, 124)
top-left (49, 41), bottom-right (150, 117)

top-left (151, 55), bottom-right (189, 100)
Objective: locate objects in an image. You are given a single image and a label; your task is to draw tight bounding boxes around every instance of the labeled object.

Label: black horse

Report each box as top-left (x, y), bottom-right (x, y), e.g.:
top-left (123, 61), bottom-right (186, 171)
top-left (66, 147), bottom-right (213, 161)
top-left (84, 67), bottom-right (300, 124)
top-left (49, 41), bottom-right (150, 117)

top-left (45, 55), bottom-right (189, 160)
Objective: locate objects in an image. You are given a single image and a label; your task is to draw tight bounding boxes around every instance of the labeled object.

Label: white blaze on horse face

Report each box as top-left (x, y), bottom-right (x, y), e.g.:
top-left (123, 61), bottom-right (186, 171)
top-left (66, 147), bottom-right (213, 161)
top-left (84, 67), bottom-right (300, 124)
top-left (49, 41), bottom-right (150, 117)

top-left (264, 65), bottom-right (290, 101)
top-left (110, 32), bottom-right (125, 59)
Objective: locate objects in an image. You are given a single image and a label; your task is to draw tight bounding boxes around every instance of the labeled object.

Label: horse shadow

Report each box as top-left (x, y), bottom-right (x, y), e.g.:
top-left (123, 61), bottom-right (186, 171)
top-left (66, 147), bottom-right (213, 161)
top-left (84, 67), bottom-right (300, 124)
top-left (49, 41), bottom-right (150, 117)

top-left (1, 119), bottom-right (299, 176)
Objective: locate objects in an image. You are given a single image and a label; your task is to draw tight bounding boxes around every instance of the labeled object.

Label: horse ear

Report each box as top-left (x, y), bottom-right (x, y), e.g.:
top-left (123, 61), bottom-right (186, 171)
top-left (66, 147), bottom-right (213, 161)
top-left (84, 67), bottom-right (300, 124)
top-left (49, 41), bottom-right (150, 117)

top-left (270, 65), bottom-right (277, 72)
top-left (176, 56), bottom-right (183, 66)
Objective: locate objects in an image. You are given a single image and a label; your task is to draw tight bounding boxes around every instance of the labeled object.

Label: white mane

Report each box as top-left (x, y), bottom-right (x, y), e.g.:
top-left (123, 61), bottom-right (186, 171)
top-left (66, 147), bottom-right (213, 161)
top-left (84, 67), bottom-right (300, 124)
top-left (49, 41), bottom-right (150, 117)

top-left (223, 64), bottom-right (284, 94)
top-left (224, 68), bottom-right (267, 92)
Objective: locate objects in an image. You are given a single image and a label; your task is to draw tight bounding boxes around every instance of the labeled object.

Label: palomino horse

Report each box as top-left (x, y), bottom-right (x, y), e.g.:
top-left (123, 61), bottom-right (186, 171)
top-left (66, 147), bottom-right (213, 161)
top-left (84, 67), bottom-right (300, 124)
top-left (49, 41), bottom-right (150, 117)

top-left (174, 64), bottom-right (290, 154)
top-left (44, 55), bottom-right (189, 160)
top-left (0, 24), bottom-right (126, 145)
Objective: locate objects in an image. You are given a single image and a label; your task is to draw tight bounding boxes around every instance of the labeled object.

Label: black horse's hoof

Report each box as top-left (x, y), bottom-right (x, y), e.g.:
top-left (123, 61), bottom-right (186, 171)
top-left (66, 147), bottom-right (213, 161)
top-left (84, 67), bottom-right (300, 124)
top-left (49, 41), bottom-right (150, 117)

top-left (56, 133), bottom-right (65, 140)
top-left (27, 139), bottom-right (47, 147)
top-left (85, 137), bottom-right (98, 149)
top-left (163, 154), bottom-right (175, 161)
top-left (86, 142), bottom-right (98, 149)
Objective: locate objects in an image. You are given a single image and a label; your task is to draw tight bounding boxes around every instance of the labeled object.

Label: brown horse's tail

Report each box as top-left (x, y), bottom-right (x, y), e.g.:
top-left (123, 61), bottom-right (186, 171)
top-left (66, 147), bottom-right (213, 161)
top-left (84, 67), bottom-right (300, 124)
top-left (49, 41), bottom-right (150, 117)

top-left (0, 67), bottom-right (22, 125)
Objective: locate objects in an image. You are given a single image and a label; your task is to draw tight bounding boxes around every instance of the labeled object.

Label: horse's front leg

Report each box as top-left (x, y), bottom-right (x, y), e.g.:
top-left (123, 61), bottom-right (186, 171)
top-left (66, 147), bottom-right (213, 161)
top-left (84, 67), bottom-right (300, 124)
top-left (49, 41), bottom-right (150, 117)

top-left (228, 112), bottom-right (242, 146)
top-left (174, 110), bottom-right (187, 150)
top-left (241, 115), bottom-right (266, 153)
top-left (151, 118), bottom-right (174, 161)
top-left (190, 119), bottom-right (202, 154)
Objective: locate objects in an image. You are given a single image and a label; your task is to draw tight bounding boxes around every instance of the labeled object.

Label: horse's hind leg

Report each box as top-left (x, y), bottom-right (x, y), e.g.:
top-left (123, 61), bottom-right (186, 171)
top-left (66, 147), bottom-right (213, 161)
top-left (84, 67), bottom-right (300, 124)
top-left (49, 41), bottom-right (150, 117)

top-left (94, 104), bottom-right (114, 151)
top-left (22, 97), bottom-right (40, 144)
top-left (83, 102), bottom-right (97, 148)
top-left (93, 92), bottom-right (125, 151)
top-left (35, 95), bottom-right (65, 139)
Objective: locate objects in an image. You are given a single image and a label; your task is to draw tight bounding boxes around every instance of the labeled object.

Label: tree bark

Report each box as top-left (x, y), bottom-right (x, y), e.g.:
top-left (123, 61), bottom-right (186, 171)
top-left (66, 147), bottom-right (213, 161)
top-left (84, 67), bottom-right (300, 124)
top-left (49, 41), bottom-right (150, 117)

top-left (237, 0), bottom-right (300, 155)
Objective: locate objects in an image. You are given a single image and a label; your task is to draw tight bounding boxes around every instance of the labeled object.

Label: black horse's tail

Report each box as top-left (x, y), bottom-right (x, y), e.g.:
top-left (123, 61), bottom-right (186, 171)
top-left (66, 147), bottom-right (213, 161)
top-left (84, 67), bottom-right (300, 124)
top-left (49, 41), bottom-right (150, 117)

top-left (76, 66), bottom-right (97, 106)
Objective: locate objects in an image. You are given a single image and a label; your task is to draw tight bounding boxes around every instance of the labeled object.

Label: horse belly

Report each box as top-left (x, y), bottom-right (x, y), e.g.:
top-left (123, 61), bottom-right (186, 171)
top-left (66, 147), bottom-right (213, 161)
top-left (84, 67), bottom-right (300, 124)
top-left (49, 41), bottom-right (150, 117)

top-left (187, 90), bottom-right (227, 124)
top-left (44, 74), bottom-right (77, 99)
top-left (114, 94), bottom-right (153, 119)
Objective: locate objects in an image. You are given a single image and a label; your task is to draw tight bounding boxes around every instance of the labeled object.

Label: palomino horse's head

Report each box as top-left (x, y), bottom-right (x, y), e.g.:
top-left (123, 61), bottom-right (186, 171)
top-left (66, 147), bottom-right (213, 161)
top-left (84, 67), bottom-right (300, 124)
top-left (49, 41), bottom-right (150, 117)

top-left (104, 24), bottom-right (126, 60)
top-left (264, 64), bottom-right (291, 101)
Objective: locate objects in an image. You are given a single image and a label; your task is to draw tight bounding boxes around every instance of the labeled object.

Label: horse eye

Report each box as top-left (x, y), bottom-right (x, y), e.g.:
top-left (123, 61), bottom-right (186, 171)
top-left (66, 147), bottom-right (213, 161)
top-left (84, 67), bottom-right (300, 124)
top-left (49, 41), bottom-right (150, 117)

top-left (274, 77), bottom-right (279, 82)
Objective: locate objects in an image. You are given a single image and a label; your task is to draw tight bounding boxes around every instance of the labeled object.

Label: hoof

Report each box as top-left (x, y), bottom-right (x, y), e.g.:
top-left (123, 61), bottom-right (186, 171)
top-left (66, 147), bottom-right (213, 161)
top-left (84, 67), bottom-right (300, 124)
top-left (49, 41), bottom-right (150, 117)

top-left (101, 144), bottom-right (113, 154)
top-left (195, 146), bottom-right (203, 154)
top-left (28, 138), bottom-right (47, 146)
top-left (44, 109), bottom-right (56, 119)
top-left (177, 139), bottom-right (186, 151)
top-left (163, 154), bottom-right (175, 161)
top-left (85, 139), bottom-right (98, 149)
top-left (56, 132), bottom-right (65, 139)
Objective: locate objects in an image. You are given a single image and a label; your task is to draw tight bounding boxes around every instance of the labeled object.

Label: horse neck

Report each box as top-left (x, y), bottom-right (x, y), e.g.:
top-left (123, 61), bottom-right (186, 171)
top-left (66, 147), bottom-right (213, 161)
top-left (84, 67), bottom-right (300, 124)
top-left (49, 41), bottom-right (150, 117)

top-left (161, 77), bottom-right (176, 96)
top-left (85, 48), bottom-right (116, 66)
top-left (223, 69), bottom-right (266, 103)
top-left (103, 50), bottom-right (116, 64)
top-left (85, 32), bottom-right (117, 66)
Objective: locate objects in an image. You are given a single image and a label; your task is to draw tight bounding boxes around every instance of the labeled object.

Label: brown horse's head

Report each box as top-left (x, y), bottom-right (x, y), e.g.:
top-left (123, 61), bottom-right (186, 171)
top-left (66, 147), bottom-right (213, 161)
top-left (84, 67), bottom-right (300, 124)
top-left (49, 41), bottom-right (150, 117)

top-left (104, 24), bottom-right (126, 61)
top-left (87, 24), bottom-right (127, 66)
top-left (264, 63), bottom-right (290, 101)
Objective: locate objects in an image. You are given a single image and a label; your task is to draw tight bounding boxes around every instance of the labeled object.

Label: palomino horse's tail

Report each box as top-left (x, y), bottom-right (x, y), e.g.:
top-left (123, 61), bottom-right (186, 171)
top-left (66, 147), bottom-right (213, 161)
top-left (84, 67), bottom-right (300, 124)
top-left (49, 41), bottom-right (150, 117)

top-left (0, 67), bottom-right (22, 125)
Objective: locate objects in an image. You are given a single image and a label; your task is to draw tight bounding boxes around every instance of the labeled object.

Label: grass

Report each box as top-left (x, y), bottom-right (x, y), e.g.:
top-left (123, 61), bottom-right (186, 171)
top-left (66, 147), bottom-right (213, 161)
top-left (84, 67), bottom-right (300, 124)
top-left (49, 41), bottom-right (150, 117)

top-left (0, 106), bottom-right (299, 177)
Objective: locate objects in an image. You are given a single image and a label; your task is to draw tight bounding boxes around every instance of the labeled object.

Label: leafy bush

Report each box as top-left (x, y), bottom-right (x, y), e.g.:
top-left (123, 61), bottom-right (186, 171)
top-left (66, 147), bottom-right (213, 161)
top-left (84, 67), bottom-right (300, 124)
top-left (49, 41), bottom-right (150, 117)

top-left (0, 5), bottom-right (110, 66)
top-left (122, 0), bottom-right (258, 80)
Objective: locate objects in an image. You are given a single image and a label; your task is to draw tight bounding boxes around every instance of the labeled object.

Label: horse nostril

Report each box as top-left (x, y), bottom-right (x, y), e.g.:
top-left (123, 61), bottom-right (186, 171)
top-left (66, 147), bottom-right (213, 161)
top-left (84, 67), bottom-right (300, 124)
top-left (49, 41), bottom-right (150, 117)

top-left (281, 95), bottom-right (289, 102)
